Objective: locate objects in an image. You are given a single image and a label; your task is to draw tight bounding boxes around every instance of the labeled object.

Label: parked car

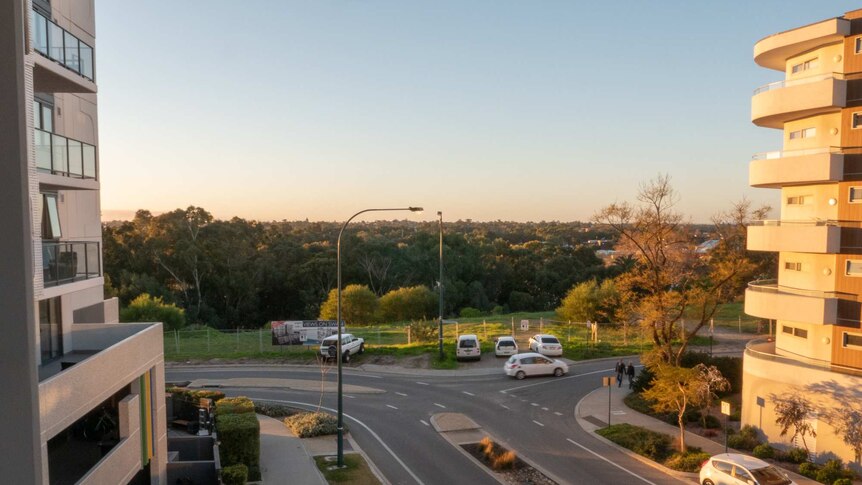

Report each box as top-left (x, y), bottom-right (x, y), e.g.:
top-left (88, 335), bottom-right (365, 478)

top-left (319, 333), bottom-right (365, 363)
top-left (699, 453), bottom-right (795, 485)
top-left (504, 352), bottom-right (568, 379)
top-left (528, 334), bottom-right (563, 356)
top-left (494, 336), bottom-right (518, 357)
top-left (456, 334), bottom-right (481, 361)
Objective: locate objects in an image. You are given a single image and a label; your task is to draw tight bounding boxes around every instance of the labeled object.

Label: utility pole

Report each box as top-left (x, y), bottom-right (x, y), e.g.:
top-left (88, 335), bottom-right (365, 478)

top-left (438, 211), bottom-right (444, 360)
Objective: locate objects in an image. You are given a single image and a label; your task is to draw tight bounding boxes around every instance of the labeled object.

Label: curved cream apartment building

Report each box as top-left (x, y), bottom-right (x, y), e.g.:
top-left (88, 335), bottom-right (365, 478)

top-left (745, 8), bottom-right (862, 464)
top-left (1, 0), bottom-right (166, 483)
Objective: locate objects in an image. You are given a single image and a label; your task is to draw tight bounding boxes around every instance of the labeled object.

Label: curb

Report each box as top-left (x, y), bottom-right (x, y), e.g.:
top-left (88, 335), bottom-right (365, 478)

top-left (429, 415), bottom-right (507, 485)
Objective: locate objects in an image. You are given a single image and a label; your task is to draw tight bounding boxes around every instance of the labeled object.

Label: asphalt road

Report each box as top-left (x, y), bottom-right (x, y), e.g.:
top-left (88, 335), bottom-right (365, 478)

top-left (167, 360), bottom-right (688, 485)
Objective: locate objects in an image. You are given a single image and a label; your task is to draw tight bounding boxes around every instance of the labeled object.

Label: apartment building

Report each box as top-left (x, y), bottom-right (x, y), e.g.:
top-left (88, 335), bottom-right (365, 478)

top-left (744, 8), bottom-right (862, 464)
top-left (0, 0), bottom-right (167, 483)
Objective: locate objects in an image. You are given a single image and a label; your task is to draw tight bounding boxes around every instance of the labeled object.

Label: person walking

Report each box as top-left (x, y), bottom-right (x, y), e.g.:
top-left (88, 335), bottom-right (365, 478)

top-left (626, 361), bottom-right (636, 389)
top-left (615, 360), bottom-right (624, 387)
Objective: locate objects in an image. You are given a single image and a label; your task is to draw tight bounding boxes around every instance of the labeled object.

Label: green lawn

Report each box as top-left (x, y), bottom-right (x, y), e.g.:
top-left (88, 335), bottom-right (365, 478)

top-left (314, 454), bottom-right (380, 484)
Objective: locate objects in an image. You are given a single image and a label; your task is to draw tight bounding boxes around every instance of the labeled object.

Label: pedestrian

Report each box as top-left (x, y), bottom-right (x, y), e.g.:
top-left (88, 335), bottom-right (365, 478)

top-left (615, 360), bottom-right (624, 387)
top-left (626, 361), bottom-right (636, 389)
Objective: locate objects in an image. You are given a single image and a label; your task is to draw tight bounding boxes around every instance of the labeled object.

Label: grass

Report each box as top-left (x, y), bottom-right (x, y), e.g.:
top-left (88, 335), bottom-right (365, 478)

top-left (314, 454), bottom-right (380, 485)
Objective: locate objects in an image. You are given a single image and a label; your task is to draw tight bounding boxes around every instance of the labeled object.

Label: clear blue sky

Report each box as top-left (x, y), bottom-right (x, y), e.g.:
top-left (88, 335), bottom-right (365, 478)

top-left (96, 1), bottom-right (862, 223)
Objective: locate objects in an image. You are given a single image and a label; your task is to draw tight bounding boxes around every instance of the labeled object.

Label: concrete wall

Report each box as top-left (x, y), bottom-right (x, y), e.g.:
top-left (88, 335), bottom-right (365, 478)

top-left (774, 320), bottom-right (835, 364)
top-left (783, 113), bottom-right (841, 151)
top-left (777, 252), bottom-right (838, 291)
top-left (785, 43), bottom-right (845, 79)
top-left (780, 184), bottom-right (839, 221)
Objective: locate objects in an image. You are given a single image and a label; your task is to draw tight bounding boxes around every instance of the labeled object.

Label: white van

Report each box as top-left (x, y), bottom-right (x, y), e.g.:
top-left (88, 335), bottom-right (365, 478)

top-left (456, 334), bottom-right (481, 361)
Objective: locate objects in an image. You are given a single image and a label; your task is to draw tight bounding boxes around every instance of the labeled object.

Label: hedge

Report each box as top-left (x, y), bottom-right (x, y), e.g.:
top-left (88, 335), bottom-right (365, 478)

top-left (216, 396), bottom-right (255, 416)
top-left (284, 412), bottom-right (338, 438)
top-left (166, 387), bottom-right (226, 420)
top-left (218, 412), bottom-right (261, 481)
top-left (221, 464), bottom-right (248, 485)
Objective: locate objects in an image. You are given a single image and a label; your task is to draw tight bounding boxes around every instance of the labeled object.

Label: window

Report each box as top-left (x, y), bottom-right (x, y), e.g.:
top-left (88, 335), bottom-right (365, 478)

top-left (41, 193), bottom-right (61, 240)
top-left (786, 195), bottom-right (809, 205)
top-left (712, 460), bottom-right (733, 475)
top-left (844, 332), bottom-right (862, 349)
top-left (856, 37), bottom-right (862, 54)
top-left (784, 262), bottom-right (802, 271)
top-left (782, 325), bottom-right (794, 335)
top-left (789, 127), bottom-right (816, 140)
top-left (791, 58), bottom-right (819, 74)
top-left (854, 112), bottom-right (862, 129)
top-left (846, 260), bottom-right (862, 276)
top-left (39, 298), bottom-right (62, 362)
top-left (33, 99), bottom-right (52, 132)
top-left (851, 187), bottom-right (862, 203)
top-left (782, 325), bottom-right (808, 339)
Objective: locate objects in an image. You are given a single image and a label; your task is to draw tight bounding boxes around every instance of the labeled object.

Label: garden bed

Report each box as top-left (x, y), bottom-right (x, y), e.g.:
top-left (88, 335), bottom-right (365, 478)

top-left (461, 438), bottom-right (555, 485)
top-left (596, 423), bottom-right (709, 473)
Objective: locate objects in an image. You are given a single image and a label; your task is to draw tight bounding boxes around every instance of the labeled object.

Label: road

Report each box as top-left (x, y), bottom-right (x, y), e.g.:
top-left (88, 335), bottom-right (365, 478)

top-left (167, 360), bottom-right (688, 485)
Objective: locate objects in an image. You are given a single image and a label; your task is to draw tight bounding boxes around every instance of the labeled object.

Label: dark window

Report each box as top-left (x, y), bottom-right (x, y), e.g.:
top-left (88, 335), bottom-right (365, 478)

top-left (520, 357), bottom-right (535, 365)
top-left (713, 460), bottom-right (733, 474)
top-left (844, 333), bottom-right (862, 348)
top-left (751, 465), bottom-right (793, 485)
top-left (782, 326), bottom-right (794, 335)
top-left (459, 339), bottom-right (476, 348)
top-left (856, 37), bottom-right (862, 54)
top-left (499, 341), bottom-right (515, 347)
top-left (39, 298), bottom-right (62, 361)
top-left (794, 328), bottom-right (808, 339)
top-left (853, 112), bottom-right (862, 129)
top-left (541, 337), bottom-right (559, 344)
top-left (42, 193), bottom-right (61, 239)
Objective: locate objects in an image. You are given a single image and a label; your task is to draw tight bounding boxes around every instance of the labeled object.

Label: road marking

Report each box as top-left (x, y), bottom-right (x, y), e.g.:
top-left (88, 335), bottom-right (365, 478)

top-left (531, 403), bottom-right (539, 407)
top-left (566, 438), bottom-right (657, 485)
top-left (395, 392), bottom-right (408, 397)
top-left (386, 404), bottom-right (399, 410)
top-left (416, 381), bottom-right (429, 386)
top-left (433, 403), bottom-right (446, 408)
top-left (542, 407), bottom-right (549, 411)
top-left (554, 412), bottom-right (563, 416)
top-left (344, 395), bottom-right (355, 399)
top-left (420, 420), bottom-right (429, 426)
top-left (363, 375), bottom-right (383, 379)
top-left (500, 404), bottom-right (510, 410)
top-left (462, 391), bottom-right (475, 396)
top-left (256, 399), bottom-right (425, 485)
top-left (500, 368), bottom-right (612, 394)
top-left (533, 420), bottom-right (544, 427)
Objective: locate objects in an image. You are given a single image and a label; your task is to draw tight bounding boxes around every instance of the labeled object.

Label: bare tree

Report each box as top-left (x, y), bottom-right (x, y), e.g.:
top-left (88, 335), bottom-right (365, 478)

top-left (694, 363), bottom-right (730, 428)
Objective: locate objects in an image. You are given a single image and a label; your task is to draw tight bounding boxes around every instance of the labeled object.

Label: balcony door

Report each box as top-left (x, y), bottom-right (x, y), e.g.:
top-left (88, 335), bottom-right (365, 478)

top-left (39, 297), bottom-right (62, 362)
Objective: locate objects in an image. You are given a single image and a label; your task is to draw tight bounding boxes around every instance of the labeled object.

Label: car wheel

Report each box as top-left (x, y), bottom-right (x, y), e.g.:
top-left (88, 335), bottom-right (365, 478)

top-left (515, 371), bottom-right (526, 380)
top-left (342, 351), bottom-right (350, 363)
top-left (553, 368), bottom-right (563, 377)
top-left (702, 480), bottom-right (714, 485)
top-left (358, 343), bottom-right (365, 354)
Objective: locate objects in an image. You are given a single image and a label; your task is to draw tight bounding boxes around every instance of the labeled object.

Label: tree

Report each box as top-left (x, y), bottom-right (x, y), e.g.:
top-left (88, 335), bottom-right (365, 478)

top-left (377, 286), bottom-right (436, 322)
top-left (556, 279), bottom-right (618, 323)
top-left (594, 175), bottom-right (767, 366)
top-left (120, 293), bottom-right (186, 331)
top-left (693, 363), bottom-right (730, 428)
top-left (642, 364), bottom-right (705, 452)
top-left (319, 284), bottom-right (378, 326)
top-left (771, 392), bottom-right (817, 455)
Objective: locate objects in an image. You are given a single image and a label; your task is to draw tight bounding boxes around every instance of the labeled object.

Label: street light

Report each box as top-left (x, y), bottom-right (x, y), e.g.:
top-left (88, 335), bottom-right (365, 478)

top-left (437, 211), bottom-right (444, 360)
top-left (335, 206), bottom-right (423, 467)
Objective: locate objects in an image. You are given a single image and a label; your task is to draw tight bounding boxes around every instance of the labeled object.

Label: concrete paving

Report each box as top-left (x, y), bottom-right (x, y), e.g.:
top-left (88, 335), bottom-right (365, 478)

top-left (258, 414), bottom-right (326, 485)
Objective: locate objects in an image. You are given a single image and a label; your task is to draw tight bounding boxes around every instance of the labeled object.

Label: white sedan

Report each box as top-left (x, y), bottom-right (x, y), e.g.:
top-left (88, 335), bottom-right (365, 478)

top-left (528, 334), bottom-right (563, 356)
top-left (504, 352), bottom-right (568, 379)
top-left (494, 336), bottom-right (518, 357)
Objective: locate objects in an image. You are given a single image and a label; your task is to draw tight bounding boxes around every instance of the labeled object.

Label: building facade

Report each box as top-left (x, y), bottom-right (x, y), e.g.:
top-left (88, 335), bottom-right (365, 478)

top-left (1, 0), bottom-right (167, 482)
top-left (744, 8), bottom-right (862, 464)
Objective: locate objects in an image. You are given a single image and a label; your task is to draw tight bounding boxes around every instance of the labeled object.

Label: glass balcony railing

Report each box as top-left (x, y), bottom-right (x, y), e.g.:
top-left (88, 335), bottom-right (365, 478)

top-left (752, 73), bottom-right (842, 95)
top-left (32, 10), bottom-right (94, 81)
top-left (42, 241), bottom-right (100, 287)
top-left (751, 147), bottom-right (838, 160)
top-left (35, 128), bottom-right (96, 180)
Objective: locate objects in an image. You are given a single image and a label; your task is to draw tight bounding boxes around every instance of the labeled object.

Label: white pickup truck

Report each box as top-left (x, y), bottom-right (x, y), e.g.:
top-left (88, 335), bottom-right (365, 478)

top-left (319, 333), bottom-right (365, 362)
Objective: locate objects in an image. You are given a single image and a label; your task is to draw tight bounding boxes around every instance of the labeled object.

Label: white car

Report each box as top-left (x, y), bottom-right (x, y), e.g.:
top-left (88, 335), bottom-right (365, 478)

top-left (494, 336), bottom-right (518, 357)
top-left (699, 453), bottom-right (795, 485)
top-left (504, 352), bottom-right (568, 379)
top-left (528, 334), bottom-right (563, 356)
top-left (319, 334), bottom-right (364, 363)
top-left (456, 334), bottom-right (481, 361)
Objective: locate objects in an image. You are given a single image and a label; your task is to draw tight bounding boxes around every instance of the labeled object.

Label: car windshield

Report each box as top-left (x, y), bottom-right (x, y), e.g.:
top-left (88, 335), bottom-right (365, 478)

top-left (499, 341), bottom-right (515, 347)
top-left (507, 356), bottom-right (517, 363)
top-left (541, 337), bottom-right (559, 344)
top-left (322, 337), bottom-right (337, 344)
top-left (750, 466), bottom-right (792, 485)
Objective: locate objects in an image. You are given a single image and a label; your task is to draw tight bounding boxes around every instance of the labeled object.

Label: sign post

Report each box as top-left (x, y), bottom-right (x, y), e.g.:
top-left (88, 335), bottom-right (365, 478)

top-left (721, 400), bottom-right (731, 453)
top-left (602, 376), bottom-right (614, 427)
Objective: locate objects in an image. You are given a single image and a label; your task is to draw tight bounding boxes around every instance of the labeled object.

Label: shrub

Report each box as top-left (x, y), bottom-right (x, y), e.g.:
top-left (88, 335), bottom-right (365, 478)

top-left (753, 444), bottom-right (775, 459)
top-left (833, 479), bottom-right (853, 485)
top-left (492, 451), bottom-right (516, 470)
top-left (120, 293), bottom-right (186, 331)
top-left (217, 413), bottom-right (260, 481)
top-left (216, 397), bottom-right (255, 416)
top-left (459, 307), bottom-right (483, 318)
top-left (409, 319), bottom-right (439, 343)
top-left (798, 462), bottom-right (819, 479)
top-left (254, 402), bottom-right (298, 418)
top-left (284, 412), bottom-right (338, 438)
top-left (630, 365), bottom-right (655, 393)
top-left (727, 425), bottom-right (761, 451)
top-left (785, 447), bottom-right (809, 464)
top-left (597, 423), bottom-right (672, 462)
top-left (701, 414), bottom-right (721, 429)
top-left (491, 305), bottom-right (505, 315)
top-left (815, 459), bottom-right (848, 485)
top-left (665, 450), bottom-right (710, 472)
top-left (167, 387), bottom-right (226, 421)
top-left (479, 437), bottom-right (494, 457)
top-left (221, 464), bottom-right (248, 485)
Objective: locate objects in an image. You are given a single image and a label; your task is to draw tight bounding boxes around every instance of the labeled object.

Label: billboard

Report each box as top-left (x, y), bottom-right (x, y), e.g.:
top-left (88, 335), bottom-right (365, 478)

top-left (270, 320), bottom-right (345, 345)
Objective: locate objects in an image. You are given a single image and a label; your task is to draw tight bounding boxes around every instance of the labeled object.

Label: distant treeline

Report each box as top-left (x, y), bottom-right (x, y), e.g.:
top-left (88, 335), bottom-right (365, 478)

top-left (103, 207), bottom-right (640, 329)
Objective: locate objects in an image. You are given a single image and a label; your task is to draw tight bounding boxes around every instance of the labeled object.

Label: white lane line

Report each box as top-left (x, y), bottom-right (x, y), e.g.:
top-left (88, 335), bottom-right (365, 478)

top-left (566, 438), bottom-right (657, 485)
top-left (500, 404), bottom-right (510, 410)
top-left (386, 404), bottom-right (399, 410)
top-left (416, 381), bottom-right (429, 386)
top-left (500, 368), bottom-right (613, 393)
top-left (531, 403), bottom-right (539, 407)
top-left (462, 391), bottom-right (475, 396)
top-left (433, 403), bottom-right (446, 408)
top-left (395, 392), bottom-right (408, 397)
top-left (554, 412), bottom-right (563, 416)
top-left (533, 420), bottom-right (544, 427)
top-left (420, 420), bottom-right (430, 427)
top-left (344, 395), bottom-right (355, 399)
top-left (363, 375), bottom-right (383, 379)
top-left (542, 407), bottom-right (549, 411)
top-left (256, 399), bottom-right (425, 485)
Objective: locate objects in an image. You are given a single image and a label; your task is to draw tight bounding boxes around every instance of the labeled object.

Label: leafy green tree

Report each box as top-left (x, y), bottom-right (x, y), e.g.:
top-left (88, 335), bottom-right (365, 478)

top-left (556, 279), bottom-right (618, 322)
top-left (642, 364), bottom-right (706, 452)
top-left (120, 293), bottom-right (186, 331)
top-left (377, 286), bottom-right (436, 322)
top-left (319, 284), bottom-right (378, 326)
top-left (508, 290), bottom-right (534, 312)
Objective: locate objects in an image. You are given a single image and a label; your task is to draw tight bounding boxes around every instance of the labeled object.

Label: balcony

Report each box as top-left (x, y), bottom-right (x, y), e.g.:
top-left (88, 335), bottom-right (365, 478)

top-left (31, 9), bottom-right (96, 93)
top-left (35, 128), bottom-right (98, 190)
top-left (39, 322), bottom-right (163, 441)
top-left (754, 17), bottom-right (850, 71)
top-left (42, 241), bottom-right (100, 288)
top-left (749, 148), bottom-right (844, 188)
top-left (751, 74), bottom-right (846, 128)
top-left (745, 280), bottom-right (839, 325)
top-left (747, 220), bottom-right (841, 253)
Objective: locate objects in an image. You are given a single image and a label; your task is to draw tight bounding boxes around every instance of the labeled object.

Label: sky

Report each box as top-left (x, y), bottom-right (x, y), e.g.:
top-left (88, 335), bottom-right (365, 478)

top-left (96, 1), bottom-right (862, 223)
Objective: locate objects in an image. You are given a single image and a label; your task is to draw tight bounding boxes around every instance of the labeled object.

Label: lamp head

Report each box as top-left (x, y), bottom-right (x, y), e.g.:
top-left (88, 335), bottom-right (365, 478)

top-left (409, 206), bottom-right (424, 213)
top-left (437, 211), bottom-right (442, 217)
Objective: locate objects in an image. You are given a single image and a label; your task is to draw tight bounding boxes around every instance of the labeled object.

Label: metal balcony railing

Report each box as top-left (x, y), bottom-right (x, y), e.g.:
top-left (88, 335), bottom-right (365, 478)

top-left (42, 241), bottom-right (100, 287)
top-left (752, 73), bottom-right (842, 95)
top-left (747, 279), bottom-right (855, 300)
top-left (750, 147), bottom-right (837, 160)
top-left (35, 128), bottom-right (97, 180)
top-left (32, 9), bottom-right (94, 81)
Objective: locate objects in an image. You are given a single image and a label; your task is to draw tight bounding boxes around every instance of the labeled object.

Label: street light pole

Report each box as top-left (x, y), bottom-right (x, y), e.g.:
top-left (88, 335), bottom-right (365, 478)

top-left (438, 211), bottom-right (444, 361)
top-left (336, 206), bottom-right (423, 467)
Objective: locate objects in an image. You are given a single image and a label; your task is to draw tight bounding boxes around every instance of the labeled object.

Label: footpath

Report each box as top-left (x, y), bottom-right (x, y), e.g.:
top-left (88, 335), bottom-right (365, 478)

top-left (575, 383), bottom-right (820, 485)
